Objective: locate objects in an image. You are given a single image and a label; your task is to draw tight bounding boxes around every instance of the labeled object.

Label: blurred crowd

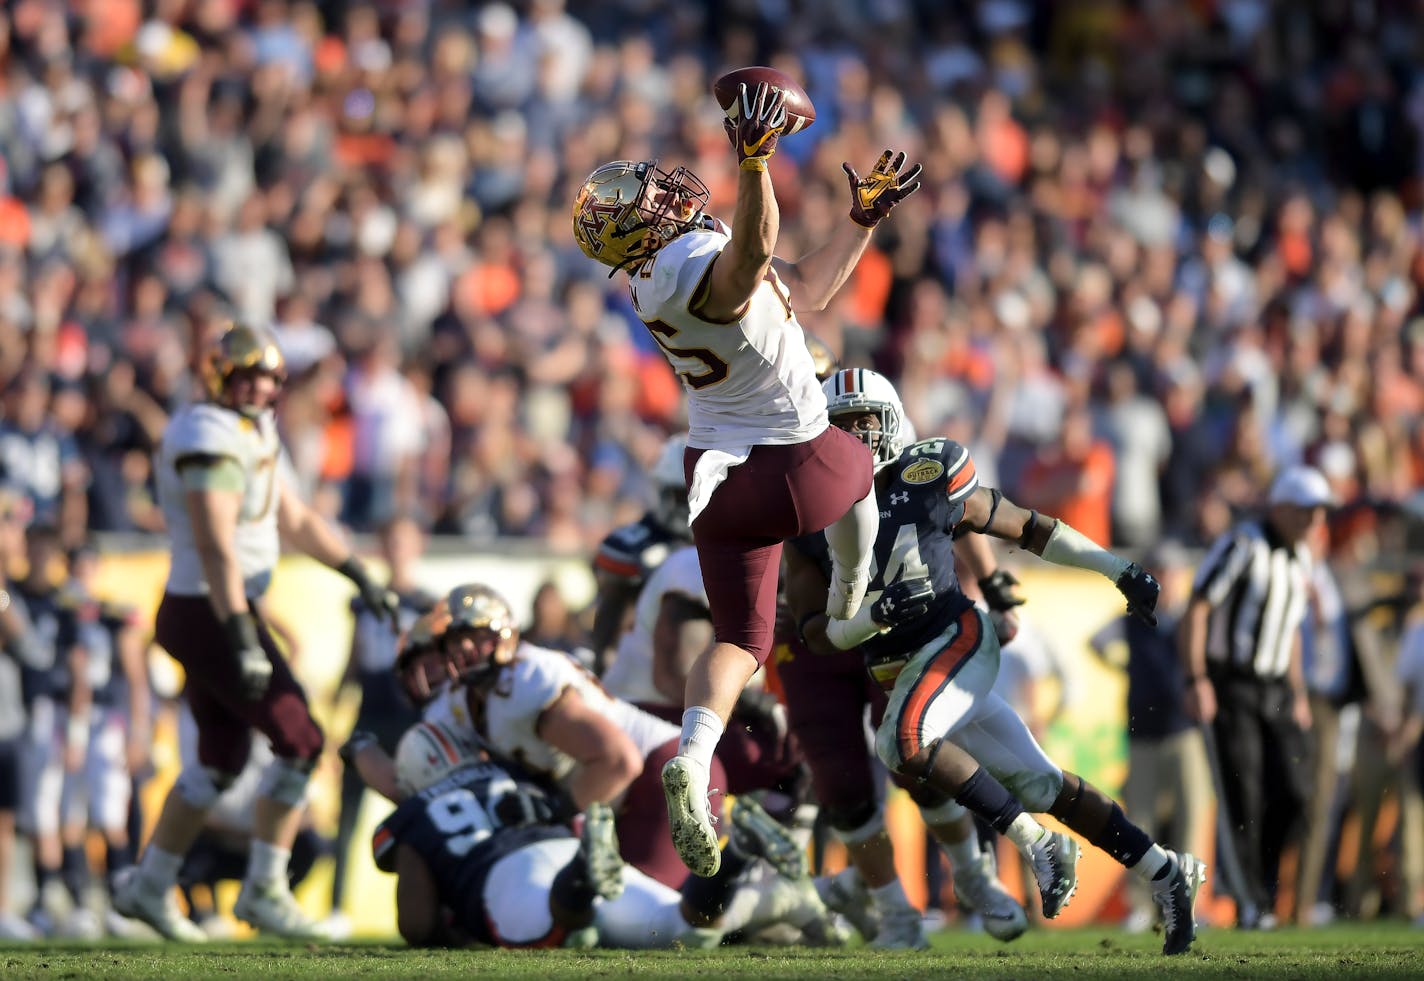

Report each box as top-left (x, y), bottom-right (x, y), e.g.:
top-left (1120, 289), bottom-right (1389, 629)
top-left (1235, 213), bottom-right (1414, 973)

top-left (4, 0), bottom-right (1424, 936)
top-left (1, 0), bottom-right (1423, 558)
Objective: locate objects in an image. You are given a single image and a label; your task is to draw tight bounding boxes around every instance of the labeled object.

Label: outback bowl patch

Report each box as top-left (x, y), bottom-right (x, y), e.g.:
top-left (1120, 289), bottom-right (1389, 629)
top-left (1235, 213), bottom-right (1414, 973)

top-left (900, 459), bottom-right (944, 484)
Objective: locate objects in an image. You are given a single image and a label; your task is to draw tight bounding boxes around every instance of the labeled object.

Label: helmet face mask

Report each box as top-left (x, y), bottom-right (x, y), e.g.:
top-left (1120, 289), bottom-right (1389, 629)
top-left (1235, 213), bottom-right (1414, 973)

top-left (822, 369), bottom-right (907, 472)
top-left (572, 160), bottom-right (710, 275)
top-left (442, 584), bottom-right (519, 685)
top-left (203, 323), bottom-right (287, 418)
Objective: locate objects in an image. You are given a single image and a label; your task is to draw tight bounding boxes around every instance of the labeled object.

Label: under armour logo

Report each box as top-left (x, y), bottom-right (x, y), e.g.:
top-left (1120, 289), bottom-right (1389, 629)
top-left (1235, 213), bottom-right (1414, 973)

top-left (890, 491), bottom-right (910, 506)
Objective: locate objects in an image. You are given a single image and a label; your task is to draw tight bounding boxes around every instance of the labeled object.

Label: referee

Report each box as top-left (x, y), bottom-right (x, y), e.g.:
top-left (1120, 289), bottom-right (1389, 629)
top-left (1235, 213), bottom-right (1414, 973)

top-left (1179, 465), bottom-right (1330, 928)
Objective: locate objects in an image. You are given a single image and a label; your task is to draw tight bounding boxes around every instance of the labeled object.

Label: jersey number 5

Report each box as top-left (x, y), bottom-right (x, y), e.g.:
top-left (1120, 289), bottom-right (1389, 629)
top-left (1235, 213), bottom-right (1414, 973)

top-left (644, 320), bottom-right (730, 390)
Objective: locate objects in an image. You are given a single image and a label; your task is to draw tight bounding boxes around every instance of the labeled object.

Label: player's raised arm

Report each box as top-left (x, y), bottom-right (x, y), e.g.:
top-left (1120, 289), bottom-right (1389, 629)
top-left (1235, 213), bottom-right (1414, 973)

top-left (694, 82), bottom-right (786, 323)
top-left (772, 149), bottom-right (922, 311)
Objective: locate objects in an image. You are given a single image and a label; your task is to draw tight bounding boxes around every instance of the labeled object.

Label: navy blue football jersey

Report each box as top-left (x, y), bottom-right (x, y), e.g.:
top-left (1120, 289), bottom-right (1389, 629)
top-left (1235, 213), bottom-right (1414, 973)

top-left (593, 513), bottom-right (682, 589)
top-left (56, 590), bottom-right (140, 708)
top-left (372, 760), bottom-right (569, 943)
top-left (792, 437), bottom-right (980, 663)
top-left (11, 583), bottom-right (65, 704)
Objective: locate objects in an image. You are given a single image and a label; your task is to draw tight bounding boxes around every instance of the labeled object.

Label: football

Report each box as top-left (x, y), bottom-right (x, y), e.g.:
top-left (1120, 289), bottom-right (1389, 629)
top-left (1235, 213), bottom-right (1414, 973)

top-left (713, 65), bottom-right (816, 136)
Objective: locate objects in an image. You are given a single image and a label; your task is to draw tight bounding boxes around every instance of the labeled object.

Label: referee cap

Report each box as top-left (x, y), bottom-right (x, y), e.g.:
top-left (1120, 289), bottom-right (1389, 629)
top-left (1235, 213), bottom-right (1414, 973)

top-left (1267, 465), bottom-right (1335, 509)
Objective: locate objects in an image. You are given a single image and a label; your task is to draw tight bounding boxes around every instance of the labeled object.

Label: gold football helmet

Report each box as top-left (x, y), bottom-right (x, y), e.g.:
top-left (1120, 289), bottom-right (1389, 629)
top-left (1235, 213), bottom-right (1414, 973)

top-left (442, 583), bottom-right (520, 683)
top-left (572, 159), bottom-right (711, 275)
top-left (202, 322), bottom-right (286, 416)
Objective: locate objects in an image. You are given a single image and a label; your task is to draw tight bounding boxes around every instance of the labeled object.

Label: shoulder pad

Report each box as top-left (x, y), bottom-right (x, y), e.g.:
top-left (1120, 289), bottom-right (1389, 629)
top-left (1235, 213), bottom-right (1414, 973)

top-left (896, 438), bottom-right (977, 502)
top-left (166, 404), bottom-right (246, 463)
top-left (641, 228), bottom-right (726, 315)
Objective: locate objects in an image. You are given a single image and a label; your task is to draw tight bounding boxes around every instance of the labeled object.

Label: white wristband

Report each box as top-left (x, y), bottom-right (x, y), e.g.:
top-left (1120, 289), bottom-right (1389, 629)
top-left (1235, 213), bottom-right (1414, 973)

top-left (824, 605), bottom-right (890, 650)
top-left (1040, 521), bottom-right (1130, 582)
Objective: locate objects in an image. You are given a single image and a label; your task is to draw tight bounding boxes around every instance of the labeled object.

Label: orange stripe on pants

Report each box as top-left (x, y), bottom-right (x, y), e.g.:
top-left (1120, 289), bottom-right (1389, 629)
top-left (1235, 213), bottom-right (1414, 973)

top-left (895, 608), bottom-right (982, 764)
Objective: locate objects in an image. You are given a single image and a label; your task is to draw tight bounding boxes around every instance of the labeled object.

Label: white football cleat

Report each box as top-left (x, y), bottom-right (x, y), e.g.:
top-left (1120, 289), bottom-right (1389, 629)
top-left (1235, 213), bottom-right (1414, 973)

top-left (817, 867), bottom-right (880, 942)
top-left (869, 903), bottom-right (929, 950)
top-left (1019, 831), bottom-right (1079, 920)
top-left (111, 868), bottom-right (209, 943)
top-left (661, 755), bottom-right (720, 877)
top-left (581, 800), bottom-right (626, 900)
top-left (953, 849), bottom-right (1028, 942)
top-left (233, 881), bottom-right (335, 940)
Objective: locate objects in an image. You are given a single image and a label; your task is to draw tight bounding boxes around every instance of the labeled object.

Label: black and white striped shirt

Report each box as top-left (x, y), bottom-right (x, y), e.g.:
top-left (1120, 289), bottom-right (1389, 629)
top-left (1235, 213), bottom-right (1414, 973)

top-left (1191, 520), bottom-right (1312, 680)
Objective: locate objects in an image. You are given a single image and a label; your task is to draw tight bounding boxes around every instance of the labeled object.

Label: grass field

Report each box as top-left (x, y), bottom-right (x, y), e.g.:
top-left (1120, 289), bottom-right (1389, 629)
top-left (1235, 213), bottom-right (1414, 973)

top-left (2, 923), bottom-right (1420, 980)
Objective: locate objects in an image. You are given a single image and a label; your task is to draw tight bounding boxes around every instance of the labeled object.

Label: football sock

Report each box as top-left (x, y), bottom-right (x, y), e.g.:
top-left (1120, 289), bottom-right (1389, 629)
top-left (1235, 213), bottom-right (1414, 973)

top-left (942, 831), bottom-right (983, 875)
top-left (245, 840), bottom-right (291, 889)
top-left (1004, 813), bottom-right (1048, 850)
top-left (1089, 803), bottom-right (1156, 870)
top-left (870, 878), bottom-right (913, 914)
top-left (678, 706), bottom-right (723, 774)
top-left (61, 845), bottom-right (89, 905)
top-left (1134, 843), bottom-right (1174, 883)
top-left (137, 845), bottom-right (184, 891)
top-left (551, 857), bottom-right (598, 912)
top-left (953, 767), bottom-right (1025, 835)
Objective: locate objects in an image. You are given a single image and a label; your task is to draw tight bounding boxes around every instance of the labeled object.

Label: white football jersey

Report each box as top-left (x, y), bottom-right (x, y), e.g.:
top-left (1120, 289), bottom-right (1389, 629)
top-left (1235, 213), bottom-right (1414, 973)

top-left (155, 403), bottom-right (288, 596)
top-left (627, 227), bottom-right (827, 451)
top-left (423, 642), bottom-right (678, 784)
top-left (603, 545), bottom-right (707, 708)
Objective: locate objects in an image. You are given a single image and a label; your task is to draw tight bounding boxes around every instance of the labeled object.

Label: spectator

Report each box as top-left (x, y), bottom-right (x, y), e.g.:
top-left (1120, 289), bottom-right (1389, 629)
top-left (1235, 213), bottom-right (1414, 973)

top-left (1089, 542), bottom-right (1210, 933)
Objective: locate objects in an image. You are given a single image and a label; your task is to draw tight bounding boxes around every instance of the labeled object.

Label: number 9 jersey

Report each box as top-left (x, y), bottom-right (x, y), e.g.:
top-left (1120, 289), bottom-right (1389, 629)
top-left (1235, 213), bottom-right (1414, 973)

top-left (626, 225), bottom-right (826, 452)
top-left (372, 760), bottom-right (569, 944)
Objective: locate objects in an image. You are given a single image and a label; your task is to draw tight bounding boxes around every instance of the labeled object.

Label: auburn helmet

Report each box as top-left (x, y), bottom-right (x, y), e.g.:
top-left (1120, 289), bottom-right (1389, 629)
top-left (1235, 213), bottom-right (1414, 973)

top-left (395, 606), bottom-right (452, 707)
top-left (393, 720), bottom-right (482, 797)
top-left (805, 334), bottom-right (840, 383)
top-left (572, 160), bottom-right (710, 275)
top-left (650, 433), bottom-right (690, 539)
top-left (822, 368), bottom-right (908, 473)
top-left (442, 583), bottom-right (520, 684)
top-left (202, 322), bottom-right (286, 417)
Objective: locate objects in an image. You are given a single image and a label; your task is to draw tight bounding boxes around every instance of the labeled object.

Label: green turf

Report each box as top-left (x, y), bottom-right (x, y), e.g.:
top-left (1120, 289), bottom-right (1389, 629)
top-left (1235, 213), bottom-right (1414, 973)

top-left (1, 923), bottom-right (1420, 980)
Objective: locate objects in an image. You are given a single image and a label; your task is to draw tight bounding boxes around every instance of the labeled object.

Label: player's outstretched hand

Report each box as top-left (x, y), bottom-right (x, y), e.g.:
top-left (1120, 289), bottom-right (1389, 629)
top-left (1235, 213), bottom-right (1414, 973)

top-left (725, 81), bottom-right (788, 172)
top-left (871, 577), bottom-right (935, 629)
top-left (340, 558), bottom-right (403, 631)
top-left (844, 150), bottom-right (923, 227)
top-left (1115, 563), bottom-right (1160, 626)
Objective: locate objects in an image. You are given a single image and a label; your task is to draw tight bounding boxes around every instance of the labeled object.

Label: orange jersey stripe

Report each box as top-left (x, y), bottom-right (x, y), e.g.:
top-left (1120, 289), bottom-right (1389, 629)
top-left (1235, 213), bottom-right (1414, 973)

top-left (896, 608), bottom-right (982, 764)
top-left (946, 459), bottom-right (977, 497)
top-left (594, 553), bottom-right (642, 578)
top-left (426, 722), bottom-right (460, 763)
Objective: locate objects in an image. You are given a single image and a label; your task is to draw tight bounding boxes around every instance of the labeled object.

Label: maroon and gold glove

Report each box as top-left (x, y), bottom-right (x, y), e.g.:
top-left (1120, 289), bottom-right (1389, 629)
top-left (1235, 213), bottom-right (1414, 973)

top-left (724, 81), bottom-right (788, 172)
top-left (844, 149), bottom-right (923, 227)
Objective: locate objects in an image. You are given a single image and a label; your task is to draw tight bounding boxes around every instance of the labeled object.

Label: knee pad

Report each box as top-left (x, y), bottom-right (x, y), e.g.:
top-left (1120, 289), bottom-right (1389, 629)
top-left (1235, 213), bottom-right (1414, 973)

top-left (828, 801), bottom-right (885, 845)
top-left (917, 796), bottom-right (967, 826)
top-left (257, 757), bottom-right (314, 807)
top-left (174, 766), bottom-right (238, 810)
top-left (1004, 767), bottom-right (1063, 814)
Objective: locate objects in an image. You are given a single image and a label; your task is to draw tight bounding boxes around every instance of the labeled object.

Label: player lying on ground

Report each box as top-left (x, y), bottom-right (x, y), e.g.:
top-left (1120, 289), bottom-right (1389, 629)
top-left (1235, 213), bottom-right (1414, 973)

top-left (784, 368), bottom-right (1208, 956)
top-left (360, 720), bottom-right (839, 948)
